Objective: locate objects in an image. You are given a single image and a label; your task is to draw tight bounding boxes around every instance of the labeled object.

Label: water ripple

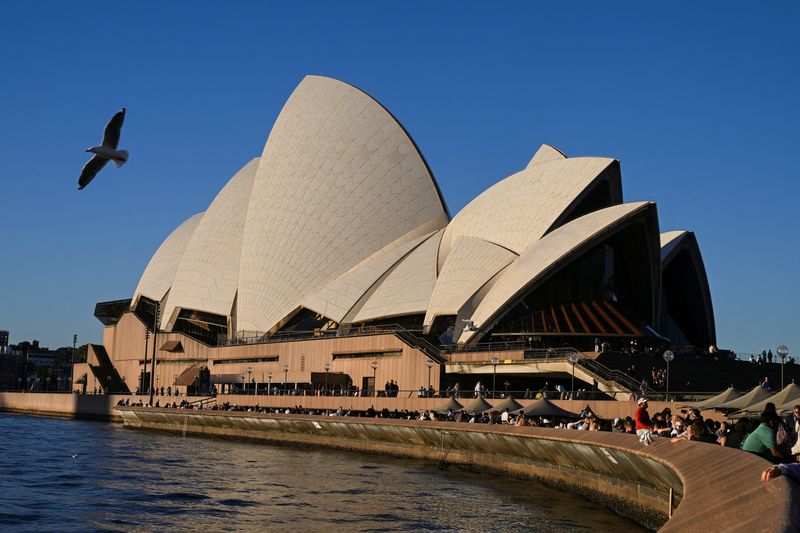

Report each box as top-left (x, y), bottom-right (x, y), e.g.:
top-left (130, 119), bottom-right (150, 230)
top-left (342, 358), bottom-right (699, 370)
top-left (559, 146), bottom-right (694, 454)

top-left (0, 413), bottom-right (645, 533)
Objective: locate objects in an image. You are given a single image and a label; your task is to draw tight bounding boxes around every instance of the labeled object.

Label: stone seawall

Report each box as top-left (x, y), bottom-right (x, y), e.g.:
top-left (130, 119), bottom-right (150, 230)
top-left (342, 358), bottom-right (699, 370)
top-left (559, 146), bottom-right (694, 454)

top-left (118, 407), bottom-right (798, 532)
top-left (2, 393), bottom-right (796, 531)
top-left (0, 392), bottom-right (126, 421)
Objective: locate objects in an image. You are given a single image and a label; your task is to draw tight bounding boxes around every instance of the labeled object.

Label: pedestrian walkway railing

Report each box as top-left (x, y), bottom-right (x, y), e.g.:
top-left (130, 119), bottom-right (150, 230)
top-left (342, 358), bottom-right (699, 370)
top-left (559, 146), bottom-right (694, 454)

top-left (523, 347), bottom-right (582, 360)
top-left (188, 396), bottom-right (216, 409)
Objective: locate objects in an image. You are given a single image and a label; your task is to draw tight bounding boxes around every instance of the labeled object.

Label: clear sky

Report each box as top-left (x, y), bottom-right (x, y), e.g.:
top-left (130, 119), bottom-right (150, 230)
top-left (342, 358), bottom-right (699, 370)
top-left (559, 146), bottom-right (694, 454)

top-left (0, 1), bottom-right (797, 355)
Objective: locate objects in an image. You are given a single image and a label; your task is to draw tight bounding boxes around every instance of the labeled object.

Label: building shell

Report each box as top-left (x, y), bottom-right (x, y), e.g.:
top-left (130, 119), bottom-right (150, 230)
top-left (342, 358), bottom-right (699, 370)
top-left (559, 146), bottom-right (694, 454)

top-left (76, 76), bottom-right (715, 397)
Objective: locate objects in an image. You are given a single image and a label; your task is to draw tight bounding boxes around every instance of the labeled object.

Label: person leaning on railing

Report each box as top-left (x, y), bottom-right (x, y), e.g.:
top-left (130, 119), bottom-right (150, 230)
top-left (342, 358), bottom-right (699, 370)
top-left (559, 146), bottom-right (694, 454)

top-left (742, 411), bottom-right (788, 462)
top-left (761, 463), bottom-right (800, 483)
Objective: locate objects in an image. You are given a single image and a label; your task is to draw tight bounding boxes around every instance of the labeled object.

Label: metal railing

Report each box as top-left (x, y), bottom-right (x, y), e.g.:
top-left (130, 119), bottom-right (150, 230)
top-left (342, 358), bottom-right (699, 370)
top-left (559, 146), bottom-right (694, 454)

top-left (523, 347), bottom-right (582, 360)
top-left (393, 329), bottom-right (446, 362)
top-left (451, 341), bottom-right (528, 353)
top-left (220, 326), bottom-right (570, 359)
top-left (578, 358), bottom-right (657, 396)
top-left (220, 324), bottom-right (425, 346)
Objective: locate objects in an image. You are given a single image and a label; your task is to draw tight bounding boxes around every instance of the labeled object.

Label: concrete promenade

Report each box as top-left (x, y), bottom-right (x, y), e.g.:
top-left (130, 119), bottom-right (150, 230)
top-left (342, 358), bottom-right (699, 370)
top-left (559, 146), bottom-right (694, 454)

top-left (1, 392), bottom-right (797, 531)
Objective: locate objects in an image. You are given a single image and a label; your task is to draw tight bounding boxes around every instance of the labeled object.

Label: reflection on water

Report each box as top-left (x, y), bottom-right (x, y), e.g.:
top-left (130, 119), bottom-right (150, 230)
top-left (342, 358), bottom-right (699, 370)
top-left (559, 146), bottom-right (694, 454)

top-left (0, 414), bottom-right (645, 532)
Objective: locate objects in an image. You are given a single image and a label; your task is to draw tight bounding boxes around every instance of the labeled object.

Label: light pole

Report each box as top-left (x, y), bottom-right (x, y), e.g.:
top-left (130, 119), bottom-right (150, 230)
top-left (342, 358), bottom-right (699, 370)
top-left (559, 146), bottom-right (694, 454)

top-left (72, 334), bottom-right (77, 391)
top-left (148, 301), bottom-right (160, 407)
top-left (370, 360), bottom-right (379, 397)
top-left (323, 363), bottom-right (331, 395)
top-left (778, 345), bottom-right (789, 388)
top-left (240, 373), bottom-right (246, 394)
top-left (426, 359), bottom-right (434, 391)
top-left (247, 367), bottom-right (253, 394)
top-left (283, 364), bottom-right (289, 394)
top-left (663, 350), bottom-right (675, 401)
top-left (490, 356), bottom-right (499, 399)
top-left (568, 352), bottom-right (579, 399)
top-left (143, 328), bottom-right (150, 394)
top-left (267, 371), bottom-right (273, 395)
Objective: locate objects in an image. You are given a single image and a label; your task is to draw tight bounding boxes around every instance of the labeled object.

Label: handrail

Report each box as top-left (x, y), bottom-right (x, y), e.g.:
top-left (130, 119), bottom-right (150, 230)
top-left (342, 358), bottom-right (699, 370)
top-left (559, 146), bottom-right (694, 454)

top-left (392, 330), bottom-right (446, 363)
top-left (578, 358), bottom-right (657, 396)
top-left (452, 341), bottom-right (528, 353)
top-left (220, 324), bottom-right (431, 347)
top-left (523, 347), bottom-right (581, 360)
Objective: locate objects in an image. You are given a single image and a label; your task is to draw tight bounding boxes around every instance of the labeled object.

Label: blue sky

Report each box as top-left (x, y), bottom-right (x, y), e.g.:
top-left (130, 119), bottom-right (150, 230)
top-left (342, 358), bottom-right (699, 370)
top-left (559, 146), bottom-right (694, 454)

top-left (0, 1), bottom-right (797, 355)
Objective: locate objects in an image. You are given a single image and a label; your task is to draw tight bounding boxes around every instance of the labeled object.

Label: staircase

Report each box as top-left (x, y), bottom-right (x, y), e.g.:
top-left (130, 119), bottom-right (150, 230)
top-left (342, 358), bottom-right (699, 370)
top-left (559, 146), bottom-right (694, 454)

top-left (577, 357), bottom-right (657, 397)
top-left (393, 329), bottom-right (446, 363)
top-left (88, 344), bottom-right (129, 394)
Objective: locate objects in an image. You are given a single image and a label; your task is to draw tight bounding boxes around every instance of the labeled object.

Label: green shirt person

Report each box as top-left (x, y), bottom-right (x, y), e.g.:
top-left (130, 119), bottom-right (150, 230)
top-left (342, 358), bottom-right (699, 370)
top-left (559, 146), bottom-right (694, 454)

top-left (742, 412), bottom-right (786, 460)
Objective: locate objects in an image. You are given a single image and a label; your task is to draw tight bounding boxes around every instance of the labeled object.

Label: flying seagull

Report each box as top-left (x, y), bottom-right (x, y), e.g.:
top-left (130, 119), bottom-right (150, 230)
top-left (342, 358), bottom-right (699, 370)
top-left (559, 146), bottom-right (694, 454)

top-left (77, 108), bottom-right (129, 190)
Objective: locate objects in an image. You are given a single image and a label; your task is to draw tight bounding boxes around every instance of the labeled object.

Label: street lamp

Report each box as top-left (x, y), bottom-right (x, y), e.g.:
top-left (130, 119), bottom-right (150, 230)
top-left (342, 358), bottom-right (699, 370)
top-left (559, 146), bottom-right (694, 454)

top-left (267, 371), bottom-right (273, 395)
top-left (490, 356), bottom-right (499, 399)
top-left (72, 334), bottom-right (77, 392)
top-left (240, 373), bottom-right (246, 394)
top-left (778, 345), bottom-right (789, 388)
top-left (568, 352), bottom-right (580, 399)
top-left (246, 367), bottom-right (253, 394)
top-left (370, 360), bottom-right (379, 397)
top-left (148, 301), bottom-right (160, 408)
top-left (143, 328), bottom-right (150, 394)
top-left (663, 350), bottom-right (675, 401)
top-left (323, 363), bottom-right (331, 395)
top-left (283, 364), bottom-right (289, 394)
top-left (425, 359), bottom-right (435, 392)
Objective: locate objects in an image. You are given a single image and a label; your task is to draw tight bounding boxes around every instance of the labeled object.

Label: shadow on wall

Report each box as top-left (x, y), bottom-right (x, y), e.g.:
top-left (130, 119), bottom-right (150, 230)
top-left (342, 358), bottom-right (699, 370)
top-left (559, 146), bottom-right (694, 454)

top-left (0, 392), bottom-right (118, 422)
top-left (74, 393), bottom-right (115, 421)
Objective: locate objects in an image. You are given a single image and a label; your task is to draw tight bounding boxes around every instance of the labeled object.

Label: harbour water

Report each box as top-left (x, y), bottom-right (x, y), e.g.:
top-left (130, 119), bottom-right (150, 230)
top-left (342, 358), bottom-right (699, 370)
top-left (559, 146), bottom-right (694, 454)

top-left (0, 413), bottom-right (645, 532)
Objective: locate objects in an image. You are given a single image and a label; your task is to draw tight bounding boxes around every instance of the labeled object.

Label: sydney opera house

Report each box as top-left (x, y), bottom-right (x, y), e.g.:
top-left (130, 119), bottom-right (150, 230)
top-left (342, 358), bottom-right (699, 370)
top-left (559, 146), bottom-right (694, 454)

top-left (75, 76), bottom-right (715, 397)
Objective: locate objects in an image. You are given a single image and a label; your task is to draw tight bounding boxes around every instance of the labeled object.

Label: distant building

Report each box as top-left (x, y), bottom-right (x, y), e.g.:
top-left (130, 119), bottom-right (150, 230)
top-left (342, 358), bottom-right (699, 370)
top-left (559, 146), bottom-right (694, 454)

top-left (0, 330), bottom-right (8, 354)
top-left (0, 340), bottom-right (72, 391)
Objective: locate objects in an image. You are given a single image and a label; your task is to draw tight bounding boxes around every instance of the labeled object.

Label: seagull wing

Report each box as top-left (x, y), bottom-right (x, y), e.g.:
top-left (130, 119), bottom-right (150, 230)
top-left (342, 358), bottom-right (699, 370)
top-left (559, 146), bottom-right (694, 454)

top-left (78, 155), bottom-right (109, 190)
top-left (102, 107), bottom-right (126, 149)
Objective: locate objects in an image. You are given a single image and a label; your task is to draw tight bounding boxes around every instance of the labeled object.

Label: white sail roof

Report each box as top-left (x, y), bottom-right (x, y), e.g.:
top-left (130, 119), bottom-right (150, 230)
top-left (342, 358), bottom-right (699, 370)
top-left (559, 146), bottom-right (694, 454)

top-left (439, 156), bottom-right (618, 267)
top-left (351, 230), bottom-right (443, 322)
top-left (236, 76), bottom-right (449, 334)
top-left (132, 212), bottom-right (204, 309)
top-left (459, 202), bottom-right (654, 344)
top-left (424, 236), bottom-right (517, 329)
top-left (301, 229), bottom-right (437, 323)
top-left (160, 158), bottom-right (259, 329)
top-left (526, 143), bottom-right (567, 168)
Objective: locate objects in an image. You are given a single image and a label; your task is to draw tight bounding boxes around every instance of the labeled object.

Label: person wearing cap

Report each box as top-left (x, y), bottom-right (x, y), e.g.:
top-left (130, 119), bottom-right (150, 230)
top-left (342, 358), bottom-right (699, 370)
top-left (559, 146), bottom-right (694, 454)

top-left (635, 397), bottom-right (654, 445)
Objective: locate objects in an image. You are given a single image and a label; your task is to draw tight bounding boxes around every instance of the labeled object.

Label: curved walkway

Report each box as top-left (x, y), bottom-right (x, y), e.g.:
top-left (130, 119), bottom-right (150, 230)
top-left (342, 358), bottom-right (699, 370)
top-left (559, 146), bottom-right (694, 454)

top-left (118, 408), bottom-right (798, 532)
